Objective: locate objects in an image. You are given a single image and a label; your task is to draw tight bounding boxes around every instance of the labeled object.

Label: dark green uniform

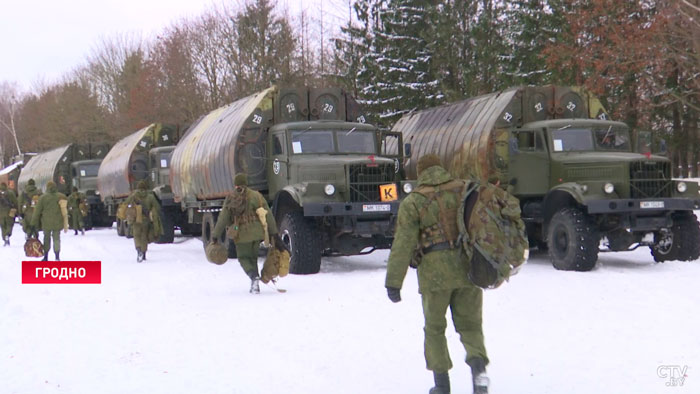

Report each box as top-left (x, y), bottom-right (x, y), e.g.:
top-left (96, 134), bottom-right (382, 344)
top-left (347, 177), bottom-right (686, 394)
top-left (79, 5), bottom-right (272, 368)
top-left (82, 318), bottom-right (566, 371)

top-left (31, 182), bottom-right (68, 260)
top-left (19, 181), bottom-right (42, 239)
top-left (125, 186), bottom-right (163, 261)
top-left (68, 189), bottom-right (86, 233)
top-left (0, 182), bottom-right (18, 245)
top-left (385, 164), bottom-right (488, 376)
top-left (213, 185), bottom-right (278, 282)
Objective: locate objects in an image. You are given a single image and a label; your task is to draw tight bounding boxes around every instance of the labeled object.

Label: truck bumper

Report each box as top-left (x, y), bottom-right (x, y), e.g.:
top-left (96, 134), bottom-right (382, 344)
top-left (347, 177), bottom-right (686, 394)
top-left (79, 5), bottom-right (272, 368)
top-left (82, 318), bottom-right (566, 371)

top-left (587, 198), bottom-right (700, 214)
top-left (303, 201), bottom-right (400, 216)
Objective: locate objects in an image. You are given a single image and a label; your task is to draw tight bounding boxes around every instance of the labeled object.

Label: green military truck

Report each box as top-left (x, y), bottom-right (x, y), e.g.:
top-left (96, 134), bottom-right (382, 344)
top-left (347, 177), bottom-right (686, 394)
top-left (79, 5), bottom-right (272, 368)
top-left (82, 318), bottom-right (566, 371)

top-left (393, 85), bottom-right (700, 271)
top-left (97, 123), bottom-right (184, 242)
top-left (17, 143), bottom-right (111, 228)
top-left (170, 86), bottom-right (411, 274)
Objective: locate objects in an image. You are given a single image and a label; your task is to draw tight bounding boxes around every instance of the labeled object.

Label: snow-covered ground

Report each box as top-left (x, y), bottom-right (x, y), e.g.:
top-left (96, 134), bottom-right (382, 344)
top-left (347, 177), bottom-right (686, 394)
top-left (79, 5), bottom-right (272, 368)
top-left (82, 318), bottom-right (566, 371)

top-left (1, 222), bottom-right (698, 394)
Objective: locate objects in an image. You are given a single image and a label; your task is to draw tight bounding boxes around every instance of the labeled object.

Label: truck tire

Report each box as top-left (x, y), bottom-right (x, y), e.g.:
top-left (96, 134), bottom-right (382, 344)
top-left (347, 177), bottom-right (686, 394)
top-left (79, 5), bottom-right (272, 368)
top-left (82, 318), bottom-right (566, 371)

top-left (117, 219), bottom-right (125, 236)
top-left (157, 208), bottom-right (175, 244)
top-left (547, 208), bottom-right (600, 271)
top-left (279, 211), bottom-right (321, 274)
top-left (652, 212), bottom-right (700, 262)
top-left (201, 213), bottom-right (216, 249)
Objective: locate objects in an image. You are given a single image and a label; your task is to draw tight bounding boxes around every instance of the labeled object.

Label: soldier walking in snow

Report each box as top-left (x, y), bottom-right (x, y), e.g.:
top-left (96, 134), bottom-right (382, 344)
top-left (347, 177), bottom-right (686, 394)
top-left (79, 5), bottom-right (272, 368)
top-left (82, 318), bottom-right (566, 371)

top-left (212, 173), bottom-right (279, 294)
top-left (125, 180), bottom-right (163, 262)
top-left (18, 178), bottom-right (41, 240)
top-left (67, 186), bottom-right (86, 235)
top-left (385, 154), bottom-right (490, 394)
top-left (0, 182), bottom-right (18, 246)
top-left (31, 181), bottom-right (68, 260)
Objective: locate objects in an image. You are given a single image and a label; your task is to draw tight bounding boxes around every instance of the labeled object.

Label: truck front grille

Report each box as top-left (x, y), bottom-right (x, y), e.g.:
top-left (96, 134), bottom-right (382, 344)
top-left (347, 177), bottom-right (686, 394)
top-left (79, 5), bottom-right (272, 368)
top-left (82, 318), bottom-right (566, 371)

top-left (348, 164), bottom-right (394, 202)
top-left (630, 161), bottom-right (672, 198)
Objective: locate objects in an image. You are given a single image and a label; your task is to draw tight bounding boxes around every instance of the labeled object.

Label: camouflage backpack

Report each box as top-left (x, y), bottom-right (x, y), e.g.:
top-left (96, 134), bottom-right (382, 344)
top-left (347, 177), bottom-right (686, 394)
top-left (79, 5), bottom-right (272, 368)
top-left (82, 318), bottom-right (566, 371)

top-left (458, 181), bottom-right (529, 289)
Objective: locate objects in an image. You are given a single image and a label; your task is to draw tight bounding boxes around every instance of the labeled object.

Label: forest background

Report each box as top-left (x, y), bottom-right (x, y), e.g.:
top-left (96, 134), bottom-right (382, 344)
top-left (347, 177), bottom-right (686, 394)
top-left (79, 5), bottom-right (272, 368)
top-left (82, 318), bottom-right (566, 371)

top-left (1, 0), bottom-right (699, 177)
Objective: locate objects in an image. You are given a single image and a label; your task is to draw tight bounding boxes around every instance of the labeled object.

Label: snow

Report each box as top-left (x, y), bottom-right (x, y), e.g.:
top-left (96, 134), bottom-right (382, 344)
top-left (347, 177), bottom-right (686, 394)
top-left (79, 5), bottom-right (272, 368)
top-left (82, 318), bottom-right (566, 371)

top-left (2, 222), bottom-right (699, 394)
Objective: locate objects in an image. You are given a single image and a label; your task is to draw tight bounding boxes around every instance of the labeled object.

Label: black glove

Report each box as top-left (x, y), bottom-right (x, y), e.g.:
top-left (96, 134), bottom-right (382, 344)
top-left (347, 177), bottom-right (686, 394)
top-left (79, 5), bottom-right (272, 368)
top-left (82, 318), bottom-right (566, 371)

top-left (273, 233), bottom-right (290, 253)
top-left (386, 287), bottom-right (401, 303)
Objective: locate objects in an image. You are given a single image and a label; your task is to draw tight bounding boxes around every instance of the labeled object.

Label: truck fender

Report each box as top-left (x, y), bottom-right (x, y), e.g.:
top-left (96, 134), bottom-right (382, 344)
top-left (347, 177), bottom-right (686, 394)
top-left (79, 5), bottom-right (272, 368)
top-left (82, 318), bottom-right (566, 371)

top-left (272, 187), bottom-right (303, 219)
top-left (542, 183), bottom-right (585, 224)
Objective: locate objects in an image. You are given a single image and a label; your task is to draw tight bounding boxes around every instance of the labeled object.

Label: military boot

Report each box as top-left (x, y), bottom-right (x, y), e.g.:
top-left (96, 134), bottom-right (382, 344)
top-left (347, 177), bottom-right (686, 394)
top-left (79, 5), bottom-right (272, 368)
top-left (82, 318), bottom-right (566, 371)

top-left (3, 235), bottom-right (9, 246)
top-left (55, 252), bottom-right (60, 261)
top-left (142, 250), bottom-right (146, 261)
top-left (81, 229), bottom-right (85, 235)
top-left (468, 358), bottom-right (489, 394)
top-left (42, 252), bottom-right (49, 261)
top-left (74, 229), bottom-right (78, 235)
top-left (250, 276), bottom-right (261, 294)
top-left (429, 372), bottom-right (450, 394)
top-left (136, 248), bottom-right (144, 263)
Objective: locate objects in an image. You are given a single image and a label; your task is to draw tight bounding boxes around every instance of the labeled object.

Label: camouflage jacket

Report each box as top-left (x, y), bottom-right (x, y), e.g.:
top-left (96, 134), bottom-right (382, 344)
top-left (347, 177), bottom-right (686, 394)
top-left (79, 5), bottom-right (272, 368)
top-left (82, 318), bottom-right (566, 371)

top-left (0, 184), bottom-right (18, 214)
top-left (385, 165), bottom-right (471, 293)
top-left (68, 191), bottom-right (86, 210)
top-left (31, 184), bottom-right (67, 231)
top-left (213, 187), bottom-right (277, 244)
top-left (19, 184), bottom-right (41, 215)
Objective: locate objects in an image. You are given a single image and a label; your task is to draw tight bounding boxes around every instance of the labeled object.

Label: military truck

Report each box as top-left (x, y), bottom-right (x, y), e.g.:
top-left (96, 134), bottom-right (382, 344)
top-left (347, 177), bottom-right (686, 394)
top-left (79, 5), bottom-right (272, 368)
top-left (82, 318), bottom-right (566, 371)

top-left (97, 123), bottom-right (183, 242)
top-left (0, 162), bottom-right (23, 193)
top-left (393, 85), bottom-right (700, 271)
top-left (170, 86), bottom-right (411, 274)
top-left (17, 143), bottom-right (111, 228)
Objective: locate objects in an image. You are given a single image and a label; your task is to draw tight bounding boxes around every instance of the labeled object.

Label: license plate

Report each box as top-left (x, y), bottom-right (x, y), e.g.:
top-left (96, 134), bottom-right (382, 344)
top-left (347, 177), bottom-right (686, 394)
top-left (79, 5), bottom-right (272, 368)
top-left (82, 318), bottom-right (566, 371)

top-left (641, 201), bottom-right (664, 209)
top-left (363, 204), bottom-right (391, 212)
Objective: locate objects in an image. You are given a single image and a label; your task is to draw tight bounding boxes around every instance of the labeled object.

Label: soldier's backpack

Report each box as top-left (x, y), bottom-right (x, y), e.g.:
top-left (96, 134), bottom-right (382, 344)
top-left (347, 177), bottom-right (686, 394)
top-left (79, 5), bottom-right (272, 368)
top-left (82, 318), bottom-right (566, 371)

top-left (24, 238), bottom-right (44, 258)
top-left (458, 181), bottom-right (529, 289)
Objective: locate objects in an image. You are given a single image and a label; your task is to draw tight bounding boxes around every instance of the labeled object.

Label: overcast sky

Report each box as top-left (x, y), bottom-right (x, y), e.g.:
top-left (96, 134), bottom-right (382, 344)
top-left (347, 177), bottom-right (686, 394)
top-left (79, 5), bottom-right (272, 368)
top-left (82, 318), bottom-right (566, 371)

top-left (0, 0), bottom-right (348, 91)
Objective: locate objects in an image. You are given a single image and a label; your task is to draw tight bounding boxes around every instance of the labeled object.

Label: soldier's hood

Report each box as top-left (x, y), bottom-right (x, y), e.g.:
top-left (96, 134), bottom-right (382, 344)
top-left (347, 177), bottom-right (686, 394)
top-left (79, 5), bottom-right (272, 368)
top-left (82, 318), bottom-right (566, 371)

top-left (25, 185), bottom-right (38, 193)
top-left (46, 184), bottom-right (57, 193)
top-left (417, 165), bottom-right (453, 186)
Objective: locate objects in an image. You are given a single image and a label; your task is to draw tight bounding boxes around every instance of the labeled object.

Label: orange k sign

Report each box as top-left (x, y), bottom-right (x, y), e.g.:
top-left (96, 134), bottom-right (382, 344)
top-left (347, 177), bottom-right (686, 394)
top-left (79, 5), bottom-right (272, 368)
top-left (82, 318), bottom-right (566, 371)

top-left (380, 183), bottom-right (398, 202)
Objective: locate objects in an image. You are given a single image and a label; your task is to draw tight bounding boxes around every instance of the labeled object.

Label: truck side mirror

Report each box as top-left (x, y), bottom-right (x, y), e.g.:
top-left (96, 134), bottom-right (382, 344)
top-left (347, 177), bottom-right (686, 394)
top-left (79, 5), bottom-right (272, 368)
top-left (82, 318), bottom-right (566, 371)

top-left (404, 143), bottom-right (412, 158)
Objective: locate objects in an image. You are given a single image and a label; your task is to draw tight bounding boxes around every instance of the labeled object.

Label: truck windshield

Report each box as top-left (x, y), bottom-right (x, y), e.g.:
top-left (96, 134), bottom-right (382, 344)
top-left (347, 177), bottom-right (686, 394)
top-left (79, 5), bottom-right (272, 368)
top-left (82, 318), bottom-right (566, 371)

top-left (290, 129), bottom-right (377, 154)
top-left (593, 126), bottom-right (631, 151)
top-left (77, 163), bottom-right (100, 177)
top-left (551, 128), bottom-right (595, 152)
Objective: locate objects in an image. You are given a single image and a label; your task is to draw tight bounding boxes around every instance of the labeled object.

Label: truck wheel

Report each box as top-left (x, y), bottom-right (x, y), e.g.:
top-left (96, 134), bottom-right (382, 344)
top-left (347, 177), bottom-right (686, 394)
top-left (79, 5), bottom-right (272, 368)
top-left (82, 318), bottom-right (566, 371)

top-left (201, 213), bottom-right (216, 249)
top-left (157, 208), bottom-right (175, 244)
top-left (652, 212), bottom-right (700, 262)
top-left (279, 211), bottom-right (321, 274)
top-left (117, 219), bottom-right (125, 236)
top-left (547, 208), bottom-right (600, 271)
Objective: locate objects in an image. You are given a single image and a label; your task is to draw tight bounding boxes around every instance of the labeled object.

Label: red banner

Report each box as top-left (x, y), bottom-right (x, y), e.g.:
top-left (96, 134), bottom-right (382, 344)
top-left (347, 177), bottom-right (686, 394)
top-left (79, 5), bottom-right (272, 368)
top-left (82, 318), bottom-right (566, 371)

top-left (22, 261), bottom-right (102, 284)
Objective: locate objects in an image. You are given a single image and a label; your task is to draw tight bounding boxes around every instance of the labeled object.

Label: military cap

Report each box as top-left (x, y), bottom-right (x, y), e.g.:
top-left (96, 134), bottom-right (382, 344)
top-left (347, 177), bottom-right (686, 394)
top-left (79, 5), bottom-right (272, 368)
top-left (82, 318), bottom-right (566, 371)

top-left (46, 181), bottom-right (56, 189)
top-left (416, 154), bottom-right (442, 175)
top-left (234, 173), bottom-right (248, 186)
top-left (137, 180), bottom-right (148, 190)
top-left (28, 179), bottom-right (36, 186)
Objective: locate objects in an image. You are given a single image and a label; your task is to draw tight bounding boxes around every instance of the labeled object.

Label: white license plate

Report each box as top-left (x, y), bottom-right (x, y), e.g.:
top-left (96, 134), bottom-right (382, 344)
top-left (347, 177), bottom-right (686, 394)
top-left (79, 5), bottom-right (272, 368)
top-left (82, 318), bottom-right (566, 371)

top-left (363, 204), bottom-right (391, 212)
top-left (641, 201), bottom-right (664, 209)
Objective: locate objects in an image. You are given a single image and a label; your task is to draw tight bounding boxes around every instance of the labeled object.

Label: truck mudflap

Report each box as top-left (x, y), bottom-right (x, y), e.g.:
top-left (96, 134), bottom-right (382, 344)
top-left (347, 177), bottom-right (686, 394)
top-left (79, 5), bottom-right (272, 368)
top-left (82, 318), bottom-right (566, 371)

top-left (303, 201), bottom-right (400, 216)
top-left (586, 198), bottom-right (700, 214)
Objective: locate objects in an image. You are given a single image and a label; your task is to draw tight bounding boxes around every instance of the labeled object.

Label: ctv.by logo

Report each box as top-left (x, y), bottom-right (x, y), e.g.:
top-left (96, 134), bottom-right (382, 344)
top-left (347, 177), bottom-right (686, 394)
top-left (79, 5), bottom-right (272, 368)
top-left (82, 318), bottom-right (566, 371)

top-left (657, 365), bottom-right (688, 387)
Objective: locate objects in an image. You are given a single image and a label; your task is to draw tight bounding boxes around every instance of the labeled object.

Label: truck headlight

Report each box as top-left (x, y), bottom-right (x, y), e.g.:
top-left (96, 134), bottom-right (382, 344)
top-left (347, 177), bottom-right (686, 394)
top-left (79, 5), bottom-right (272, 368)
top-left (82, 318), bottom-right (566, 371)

top-left (603, 183), bottom-right (615, 194)
top-left (403, 183), bottom-right (413, 194)
top-left (324, 184), bottom-right (335, 196)
top-left (677, 182), bottom-right (687, 193)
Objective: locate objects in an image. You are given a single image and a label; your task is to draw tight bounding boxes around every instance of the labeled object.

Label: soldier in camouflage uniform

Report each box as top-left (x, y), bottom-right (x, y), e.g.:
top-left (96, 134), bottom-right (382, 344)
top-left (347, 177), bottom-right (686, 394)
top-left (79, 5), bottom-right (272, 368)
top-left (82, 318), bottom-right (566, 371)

top-left (0, 182), bottom-right (18, 246)
top-left (125, 180), bottom-right (163, 262)
top-left (67, 186), bottom-right (86, 235)
top-left (31, 181), bottom-right (68, 260)
top-left (212, 173), bottom-right (278, 294)
top-left (18, 178), bottom-right (42, 240)
top-left (385, 154), bottom-right (489, 394)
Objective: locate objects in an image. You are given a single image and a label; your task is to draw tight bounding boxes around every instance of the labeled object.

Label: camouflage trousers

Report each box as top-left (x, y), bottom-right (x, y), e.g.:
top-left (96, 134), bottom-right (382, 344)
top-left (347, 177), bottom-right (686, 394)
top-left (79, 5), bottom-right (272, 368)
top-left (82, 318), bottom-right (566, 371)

top-left (421, 285), bottom-right (488, 373)
top-left (132, 222), bottom-right (151, 252)
top-left (70, 211), bottom-right (84, 230)
top-left (1, 214), bottom-right (14, 238)
top-left (235, 240), bottom-right (261, 279)
top-left (22, 213), bottom-right (39, 238)
top-left (42, 229), bottom-right (61, 253)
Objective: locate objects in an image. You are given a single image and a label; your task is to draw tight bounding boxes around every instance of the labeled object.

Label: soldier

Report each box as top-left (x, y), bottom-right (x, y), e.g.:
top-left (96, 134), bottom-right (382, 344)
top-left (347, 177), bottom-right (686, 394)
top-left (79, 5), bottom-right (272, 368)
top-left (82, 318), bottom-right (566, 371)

top-left (31, 181), bottom-right (68, 261)
top-left (212, 173), bottom-right (278, 294)
top-left (0, 182), bottom-right (18, 246)
top-left (125, 180), bottom-right (163, 262)
top-left (67, 186), bottom-right (86, 235)
top-left (385, 154), bottom-right (489, 394)
top-left (18, 178), bottom-right (42, 239)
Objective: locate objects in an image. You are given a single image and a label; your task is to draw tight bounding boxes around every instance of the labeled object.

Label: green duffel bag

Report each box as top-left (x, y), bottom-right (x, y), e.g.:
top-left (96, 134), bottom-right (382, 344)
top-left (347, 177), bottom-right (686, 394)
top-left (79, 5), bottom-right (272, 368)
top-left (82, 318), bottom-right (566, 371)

top-left (205, 242), bottom-right (228, 265)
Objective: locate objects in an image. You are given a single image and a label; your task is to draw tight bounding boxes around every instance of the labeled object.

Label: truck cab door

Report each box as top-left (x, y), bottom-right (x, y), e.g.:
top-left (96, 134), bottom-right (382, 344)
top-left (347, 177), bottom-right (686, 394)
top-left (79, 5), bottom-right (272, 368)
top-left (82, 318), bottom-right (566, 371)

top-left (508, 129), bottom-right (550, 196)
top-left (380, 131), bottom-right (404, 178)
top-left (267, 131), bottom-right (289, 195)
